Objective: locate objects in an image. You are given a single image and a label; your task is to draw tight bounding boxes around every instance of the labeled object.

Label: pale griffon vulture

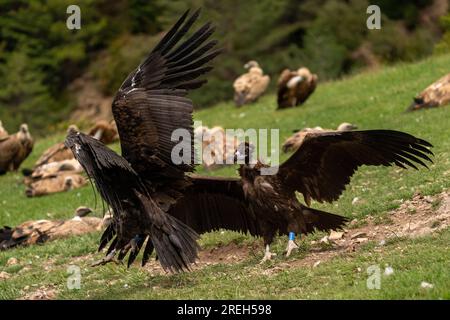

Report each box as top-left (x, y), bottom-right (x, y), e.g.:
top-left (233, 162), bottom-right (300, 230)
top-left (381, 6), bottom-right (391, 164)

top-left (0, 124), bottom-right (34, 175)
top-left (233, 61), bottom-right (270, 107)
top-left (25, 171), bottom-right (87, 198)
top-left (407, 73), bottom-right (450, 111)
top-left (282, 122), bottom-right (358, 153)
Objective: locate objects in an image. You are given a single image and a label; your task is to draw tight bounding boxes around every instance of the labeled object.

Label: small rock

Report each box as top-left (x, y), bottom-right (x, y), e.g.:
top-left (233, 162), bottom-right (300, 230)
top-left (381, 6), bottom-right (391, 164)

top-left (123, 284), bottom-right (129, 289)
top-left (356, 267), bottom-right (362, 272)
top-left (329, 231), bottom-right (344, 240)
top-left (350, 231), bottom-right (367, 239)
top-left (355, 237), bottom-right (368, 243)
top-left (384, 266), bottom-right (394, 276)
top-left (310, 240), bottom-right (317, 245)
top-left (349, 218), bottom-right (358, 226)
top-left (313, 261), bottom-right (321, 268)
top-left (7, 257), bottom-right (18, 266)
top-left (378, 239), bottom-right (386, 246)
top-left (75, 206), bottom-right (92, 217)
top-left (352, 197), bottom-right (360, 205)
top-left (420, 281), bottom-right (434, 289)
top-left (0, 271), bottom-right (10, 280)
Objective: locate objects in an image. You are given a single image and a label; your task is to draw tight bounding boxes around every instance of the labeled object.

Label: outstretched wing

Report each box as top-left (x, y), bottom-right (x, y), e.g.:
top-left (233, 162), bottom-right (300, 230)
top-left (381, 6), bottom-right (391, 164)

top-left (278, 130), bottom-right (433, 205)
top-left (169, 175), bottom-right (260, 236)
top-left (112, 9), bottom-right (221, 180)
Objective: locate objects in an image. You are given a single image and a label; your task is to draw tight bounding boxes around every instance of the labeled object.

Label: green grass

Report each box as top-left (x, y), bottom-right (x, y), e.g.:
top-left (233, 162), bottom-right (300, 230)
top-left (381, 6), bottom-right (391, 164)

top-left (1, 54), bottom-right (450, 299)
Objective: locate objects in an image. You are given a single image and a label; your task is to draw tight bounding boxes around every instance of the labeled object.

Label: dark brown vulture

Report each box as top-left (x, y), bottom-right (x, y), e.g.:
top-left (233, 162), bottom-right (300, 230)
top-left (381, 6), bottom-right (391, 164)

top-left (64, 9), bottom-right (434, 268)
top-left (0, 124), bottom-right (34, 175)
top-left (65, 9), bottom-right (222, 272)
top-left (170, 131), bottom-right (433, 262)
top-left (407, 73), bottom-right (450, 111)
top-left (277, 67), bottom-right (318, 109)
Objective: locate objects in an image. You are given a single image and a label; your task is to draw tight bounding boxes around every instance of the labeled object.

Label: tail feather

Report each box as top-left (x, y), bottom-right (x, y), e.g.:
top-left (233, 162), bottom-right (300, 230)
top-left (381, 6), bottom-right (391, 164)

top-left (150, 215), bottom-right (200, 273)
top-left (302, 207), bottom-right (349, 234)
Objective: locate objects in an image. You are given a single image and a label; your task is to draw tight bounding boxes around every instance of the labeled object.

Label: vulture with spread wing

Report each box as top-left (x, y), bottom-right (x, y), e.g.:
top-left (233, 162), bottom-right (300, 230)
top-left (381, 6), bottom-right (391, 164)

top-left (65, 9), bottom-right (434, 269)
top-left (65, 9), bottom-right (222, 272)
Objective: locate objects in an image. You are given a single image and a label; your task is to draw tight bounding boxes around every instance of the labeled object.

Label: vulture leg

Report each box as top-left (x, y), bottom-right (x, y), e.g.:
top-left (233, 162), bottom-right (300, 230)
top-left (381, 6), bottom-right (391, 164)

top-left (285, 232), bottom-right (299, 257)
top-left (260, 245), bottom-right (277, 264)
top-left (91, 249), bottom-right (118, 267)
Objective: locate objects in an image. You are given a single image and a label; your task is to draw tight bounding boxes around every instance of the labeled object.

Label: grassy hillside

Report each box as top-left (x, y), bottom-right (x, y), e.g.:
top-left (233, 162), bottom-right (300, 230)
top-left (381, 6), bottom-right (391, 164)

top-left (0, 54), bottom-right (450, 299)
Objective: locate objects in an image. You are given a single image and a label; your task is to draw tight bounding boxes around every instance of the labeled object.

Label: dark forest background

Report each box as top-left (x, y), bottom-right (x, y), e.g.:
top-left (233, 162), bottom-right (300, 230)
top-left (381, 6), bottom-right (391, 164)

top-left (0, 0), bottom-right (449, 133)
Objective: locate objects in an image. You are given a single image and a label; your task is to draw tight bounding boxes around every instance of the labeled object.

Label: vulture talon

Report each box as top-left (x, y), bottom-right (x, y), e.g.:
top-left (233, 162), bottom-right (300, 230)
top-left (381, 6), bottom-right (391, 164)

top-left (259, 245), bottom-right (277, 264)
top-left (285, 240), bottom-right (299, 257)
top-left (91, 250), bottom-right (118, 267)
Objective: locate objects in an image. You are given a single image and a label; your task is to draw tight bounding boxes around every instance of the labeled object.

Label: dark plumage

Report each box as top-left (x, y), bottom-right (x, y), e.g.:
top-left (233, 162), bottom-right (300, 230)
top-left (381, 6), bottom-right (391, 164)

top-left (66, 131), bottom-right (200, 272)
top-left (171, 130), bottom-right (433, 261)
top-left (64, 9), bottom-right (221, 272)
top-left (277, 68), bottom-right (318, 109)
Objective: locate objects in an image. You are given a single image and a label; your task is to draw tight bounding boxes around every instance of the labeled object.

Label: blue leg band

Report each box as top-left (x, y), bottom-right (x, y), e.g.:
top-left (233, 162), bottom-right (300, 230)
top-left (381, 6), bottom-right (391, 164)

top-left (289, 232), bottom-right (295, 241)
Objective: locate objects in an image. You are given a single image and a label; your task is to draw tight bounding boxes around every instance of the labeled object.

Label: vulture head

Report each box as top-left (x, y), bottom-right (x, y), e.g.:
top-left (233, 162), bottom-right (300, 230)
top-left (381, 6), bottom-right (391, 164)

top-left (64, 176), bottom-right (75, 191)
top-left (337, 122), bottom-right (358, 131)
top-left (67, 124), bottom-right (79, 134)
top-left (244, 60), bottom-right (260, 69)
top-left (18, 124), bottom-right (31, 142)
top-left (234, 142), bottom-right (256, 165)
top-left (407, 96), bottom-right (425, 112)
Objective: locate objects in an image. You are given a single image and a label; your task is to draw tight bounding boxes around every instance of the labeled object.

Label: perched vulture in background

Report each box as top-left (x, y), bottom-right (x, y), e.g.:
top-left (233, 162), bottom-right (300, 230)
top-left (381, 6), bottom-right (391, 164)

top-left (0, 120), bottom-right (8, 140)
top-left (277, 67), bottom-right (318, 109)
top-left (32, 125), bottom-right (79, 170)
top-left (64, 9), bottom-right (434, 268)
top-left (0, 124), bottom-right (34, 175)
top-left (407, 73), bottom-right (450, 111)
top-left (88, 120), bottom-right (119, 145)
top-left (233, 61), bottom-right (270, 107)
top-left (282, 122), bottom-right (358, 153)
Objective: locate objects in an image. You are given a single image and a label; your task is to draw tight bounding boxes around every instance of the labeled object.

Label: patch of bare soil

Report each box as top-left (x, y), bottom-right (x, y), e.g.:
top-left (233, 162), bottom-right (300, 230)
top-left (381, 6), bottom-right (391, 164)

top-left (271, 191), bottom-right (450, 273)
top-left (142, 242), bottom-right (255, 275)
